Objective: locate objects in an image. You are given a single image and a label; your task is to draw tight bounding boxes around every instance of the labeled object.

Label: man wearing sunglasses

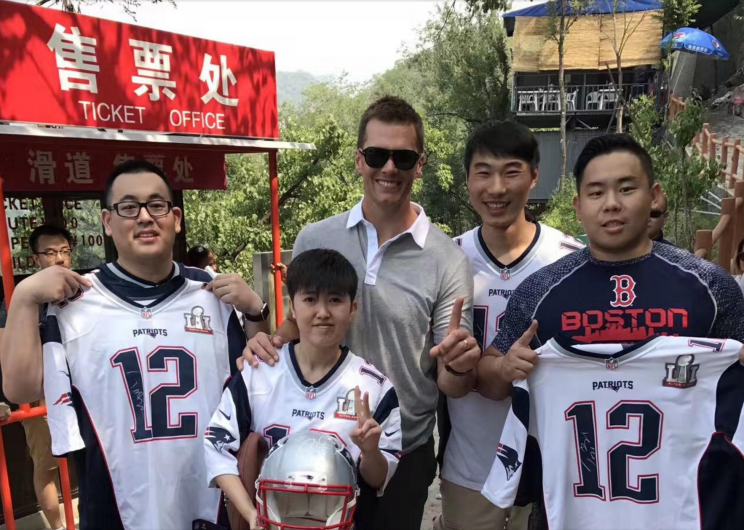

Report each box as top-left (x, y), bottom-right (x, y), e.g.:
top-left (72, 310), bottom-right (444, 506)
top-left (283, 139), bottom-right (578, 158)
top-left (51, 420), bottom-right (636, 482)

top-left (2, 160), bottom-right (268, 530)
top-left (648, 193), bottom-right (673, 246)
top-left (242, 96), bottom-right (478, 529)
top-left (0, 224), bottom-right (74, 530)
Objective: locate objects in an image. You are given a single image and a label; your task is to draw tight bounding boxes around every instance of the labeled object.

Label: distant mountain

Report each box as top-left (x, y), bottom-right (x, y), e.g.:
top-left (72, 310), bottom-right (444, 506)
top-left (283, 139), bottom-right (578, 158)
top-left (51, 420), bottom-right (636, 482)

top-left (276, 71), bottom-right (330, 105)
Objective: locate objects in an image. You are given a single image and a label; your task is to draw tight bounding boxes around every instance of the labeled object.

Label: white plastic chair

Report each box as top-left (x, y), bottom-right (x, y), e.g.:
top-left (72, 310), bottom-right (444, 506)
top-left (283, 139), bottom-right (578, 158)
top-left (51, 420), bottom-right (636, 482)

top-left (566, 90), bottom-right (578, 111)
top-left (586, 91), bottom-right (602, 110)
top-left (601, 90), bottom-right (616, 110)
top-left (543, 91), bottom-right (560, 112)
top-left (518, 91), bottom-right (539, 112)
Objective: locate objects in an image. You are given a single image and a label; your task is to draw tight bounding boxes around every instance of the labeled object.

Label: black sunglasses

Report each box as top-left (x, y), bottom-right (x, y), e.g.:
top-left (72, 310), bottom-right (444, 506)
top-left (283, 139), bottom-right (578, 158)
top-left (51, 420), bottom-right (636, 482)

top-left (650, 210), bottom-right (667, 219)
top-left (358, 147), bottom-right (420, 171)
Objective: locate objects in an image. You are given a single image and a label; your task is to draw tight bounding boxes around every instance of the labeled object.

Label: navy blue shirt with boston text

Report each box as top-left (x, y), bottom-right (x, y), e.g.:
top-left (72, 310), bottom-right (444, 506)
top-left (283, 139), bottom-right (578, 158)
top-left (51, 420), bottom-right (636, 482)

top-left (492, 242), bottom-right (744, 353)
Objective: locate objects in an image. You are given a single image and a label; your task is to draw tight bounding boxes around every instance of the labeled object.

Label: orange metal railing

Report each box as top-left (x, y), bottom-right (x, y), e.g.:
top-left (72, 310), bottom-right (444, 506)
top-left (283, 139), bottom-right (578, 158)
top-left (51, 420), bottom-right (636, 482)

top-left (668, 95), bottom-right (744, 269)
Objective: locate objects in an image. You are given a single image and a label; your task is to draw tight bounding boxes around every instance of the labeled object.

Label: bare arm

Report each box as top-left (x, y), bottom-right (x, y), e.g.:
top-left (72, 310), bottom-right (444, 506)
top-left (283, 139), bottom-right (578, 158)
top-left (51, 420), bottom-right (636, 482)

top-left (215, 475), bottom-right (258, 529)
top-left (359, 448), bottom-right (388, 490)
top-left (0, 267), bottom-right (90, 404)
top-left (2, 289), bottom-right (44, 404)
top-left (437, 358), bottom-right (477, 399)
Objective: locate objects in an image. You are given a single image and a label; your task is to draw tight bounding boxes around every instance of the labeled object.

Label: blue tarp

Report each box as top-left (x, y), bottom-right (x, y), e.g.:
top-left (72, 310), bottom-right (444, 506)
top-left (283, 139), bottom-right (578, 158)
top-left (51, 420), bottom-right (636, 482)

top-left (503, 0), bottom-right (662, 19)
top-left (502, 1), bottom-right (663, 35)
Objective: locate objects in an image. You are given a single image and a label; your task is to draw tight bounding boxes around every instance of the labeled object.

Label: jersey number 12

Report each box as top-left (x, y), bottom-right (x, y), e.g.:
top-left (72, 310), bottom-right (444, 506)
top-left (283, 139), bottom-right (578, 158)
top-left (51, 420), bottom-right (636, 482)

top-left (112, 346), bottom-right (198, 443)
top-left (565, 400), bottom-right (663, 504)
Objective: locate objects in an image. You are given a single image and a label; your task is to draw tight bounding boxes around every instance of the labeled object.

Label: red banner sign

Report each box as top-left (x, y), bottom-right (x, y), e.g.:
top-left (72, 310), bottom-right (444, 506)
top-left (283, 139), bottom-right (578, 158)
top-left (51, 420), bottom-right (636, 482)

top-left (0, 1), bottom-right (279, 138)
top-left (0, 145), bottom-right (226, 192)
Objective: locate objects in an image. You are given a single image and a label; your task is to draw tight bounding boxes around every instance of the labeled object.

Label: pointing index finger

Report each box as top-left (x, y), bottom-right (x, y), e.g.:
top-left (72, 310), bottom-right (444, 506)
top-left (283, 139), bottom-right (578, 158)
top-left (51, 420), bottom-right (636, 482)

top-left (447, 296), bottom-right (465, 334)
top-left (516, 320), bottom-right (539, 347)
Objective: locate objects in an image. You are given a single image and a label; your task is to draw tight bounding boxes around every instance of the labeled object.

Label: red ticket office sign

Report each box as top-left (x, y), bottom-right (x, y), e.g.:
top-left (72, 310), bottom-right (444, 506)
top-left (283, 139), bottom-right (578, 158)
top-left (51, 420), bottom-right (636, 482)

top-left (0, 0), bottom-right (279, 138)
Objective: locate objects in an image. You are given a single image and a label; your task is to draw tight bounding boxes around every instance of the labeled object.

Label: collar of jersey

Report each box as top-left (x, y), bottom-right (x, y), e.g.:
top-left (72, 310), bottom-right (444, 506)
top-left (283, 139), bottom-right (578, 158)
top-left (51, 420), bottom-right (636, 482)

top-left (586, 246), bottom-right (656, 267)
top-left (95, 263), bottom-right (187, 310)
top-left (476, 221), bottom-right (541, 273)
top-left (550, 332), bottom-right (660, 365)
top-left (288, 341), bottom-right (350, 390)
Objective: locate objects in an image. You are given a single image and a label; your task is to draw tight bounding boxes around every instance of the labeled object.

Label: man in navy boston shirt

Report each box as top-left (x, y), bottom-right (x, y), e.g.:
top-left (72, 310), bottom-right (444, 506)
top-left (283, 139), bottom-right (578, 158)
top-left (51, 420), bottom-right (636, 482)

top-left (476, 133), bottom-right (744, 529)
top-left (478, 134), bottom-right (744, 398)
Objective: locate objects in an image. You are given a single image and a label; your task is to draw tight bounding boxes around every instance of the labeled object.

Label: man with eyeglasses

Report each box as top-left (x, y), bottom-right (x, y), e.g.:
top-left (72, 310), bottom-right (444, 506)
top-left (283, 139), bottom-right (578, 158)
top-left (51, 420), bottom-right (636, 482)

top-left (648, 193), bottom-right (673, 246)
top-left (242, 96), bottom-right (478, 529)
top-left (1, 160), bottom-right (269, 530)
top-left (0, 225), bottom-right (73, 530)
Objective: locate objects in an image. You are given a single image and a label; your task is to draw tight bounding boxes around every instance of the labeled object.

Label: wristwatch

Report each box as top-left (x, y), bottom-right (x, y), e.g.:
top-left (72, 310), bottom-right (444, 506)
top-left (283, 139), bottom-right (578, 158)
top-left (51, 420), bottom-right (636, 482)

top-left (244, 302), bottom-right (269, 322)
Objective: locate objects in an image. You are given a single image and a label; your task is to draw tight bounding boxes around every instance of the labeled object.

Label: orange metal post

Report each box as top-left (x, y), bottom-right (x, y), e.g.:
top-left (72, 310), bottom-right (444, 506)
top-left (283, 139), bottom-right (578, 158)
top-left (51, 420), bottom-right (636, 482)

top-left (0, 170), bottom-right (17, 530)
top-left (268, 150), bottom-right (284, 326)
top-left (57, 459), bottom-right (75, 530)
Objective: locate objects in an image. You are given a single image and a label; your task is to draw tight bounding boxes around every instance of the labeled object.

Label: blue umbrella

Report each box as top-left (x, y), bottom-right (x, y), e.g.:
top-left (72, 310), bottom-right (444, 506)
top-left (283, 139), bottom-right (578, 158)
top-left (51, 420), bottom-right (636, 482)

top-left (661, 27), bottom-right (729, 60)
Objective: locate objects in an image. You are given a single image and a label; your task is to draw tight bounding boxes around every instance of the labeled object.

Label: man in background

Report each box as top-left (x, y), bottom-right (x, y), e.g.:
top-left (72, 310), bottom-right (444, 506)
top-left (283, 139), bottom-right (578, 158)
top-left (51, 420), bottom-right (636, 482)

top-left (648, 193), bottom-right (673, 245)
top-left (187, 245), bottom-right (219, 277)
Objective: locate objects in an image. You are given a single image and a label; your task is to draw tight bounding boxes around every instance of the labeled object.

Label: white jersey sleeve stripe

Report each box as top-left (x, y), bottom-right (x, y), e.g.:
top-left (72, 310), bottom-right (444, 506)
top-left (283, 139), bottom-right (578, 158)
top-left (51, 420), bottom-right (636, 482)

top-left (482, 379), bottom-right (529, 508)
top-left (42, 314), bottom-right (85, 457)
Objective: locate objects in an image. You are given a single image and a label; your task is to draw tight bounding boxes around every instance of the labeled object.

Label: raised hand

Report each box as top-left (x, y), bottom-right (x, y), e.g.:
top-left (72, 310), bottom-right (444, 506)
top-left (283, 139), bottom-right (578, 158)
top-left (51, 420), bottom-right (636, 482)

top-left (500, 320), bottom-right (540, 382)
top-left (350, 386), bottom-right (381, 454)
top-left (430, 296), bottom-right (480, 374)
top-left (14, 266), bottom-right (91, 306)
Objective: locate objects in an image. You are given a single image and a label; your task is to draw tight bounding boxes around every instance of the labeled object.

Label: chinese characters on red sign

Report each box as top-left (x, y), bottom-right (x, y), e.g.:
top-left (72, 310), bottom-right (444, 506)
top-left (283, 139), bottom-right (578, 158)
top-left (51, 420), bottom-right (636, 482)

top-left (0, 1), bottom-right (279, 138)
top-left (0, 147), bottom-right (225, 192)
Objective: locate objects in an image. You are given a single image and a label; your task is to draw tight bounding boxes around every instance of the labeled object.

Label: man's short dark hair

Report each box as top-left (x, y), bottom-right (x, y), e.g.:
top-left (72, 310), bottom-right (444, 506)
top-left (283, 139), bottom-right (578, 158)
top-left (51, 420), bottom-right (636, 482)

top-left (573, 134), bottom-right (655, 191)
top-left (186, 245), bottom-right (212, 269)
top-left (357, 96), bottom-right (424, 153)
top-left (286, 249), bottom-right (358, 303)
top-left (30, 224), bottom-right (73, 253)
top-left (105, 159), bottom-right (173, 207)
top-left (464, 120), bottom-right (540, 175)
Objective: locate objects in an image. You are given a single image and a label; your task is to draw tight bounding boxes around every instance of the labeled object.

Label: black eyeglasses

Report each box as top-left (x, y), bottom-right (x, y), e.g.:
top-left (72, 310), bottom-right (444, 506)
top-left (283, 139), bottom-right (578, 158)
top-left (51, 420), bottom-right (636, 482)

top-left (35, 249), bottom-right (72, 258)
top-left (109, 200), bottom-right (173, 219)
top-left (358, 147), bottom-right (420, 171)
top-left (650, 210), bottom-right (667, 219)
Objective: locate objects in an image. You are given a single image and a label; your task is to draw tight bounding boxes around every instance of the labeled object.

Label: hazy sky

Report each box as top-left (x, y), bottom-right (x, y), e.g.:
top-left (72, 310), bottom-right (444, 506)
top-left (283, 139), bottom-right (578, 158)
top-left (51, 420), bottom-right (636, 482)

top-left (12, 0), bottom-right (535, 82)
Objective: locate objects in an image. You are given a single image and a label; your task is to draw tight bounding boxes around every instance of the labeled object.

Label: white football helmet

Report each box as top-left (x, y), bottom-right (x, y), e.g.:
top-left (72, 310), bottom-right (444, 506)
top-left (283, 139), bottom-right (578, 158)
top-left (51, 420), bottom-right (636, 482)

top-left (256, 430), bottom-right (359, 529)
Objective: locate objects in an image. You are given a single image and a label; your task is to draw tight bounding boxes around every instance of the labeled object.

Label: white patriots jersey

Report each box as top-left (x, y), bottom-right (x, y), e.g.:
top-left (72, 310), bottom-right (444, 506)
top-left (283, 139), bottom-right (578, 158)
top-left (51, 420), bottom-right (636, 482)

top-left (204, 342), bottom-right (402, 493)
top-left (482, 335), bottom-right (744, 530)
top-left (443, 223), bottom-right (583, 490)
top-left (43, 269), bottom-right (245, 530)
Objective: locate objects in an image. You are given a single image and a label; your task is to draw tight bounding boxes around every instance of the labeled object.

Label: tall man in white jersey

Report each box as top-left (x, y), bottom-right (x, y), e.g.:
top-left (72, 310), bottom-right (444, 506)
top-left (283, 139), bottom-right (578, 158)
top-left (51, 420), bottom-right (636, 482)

top-left (1, 160), bottom-right (269, 530)
top-left (436, 121), bottom-right (583, 530)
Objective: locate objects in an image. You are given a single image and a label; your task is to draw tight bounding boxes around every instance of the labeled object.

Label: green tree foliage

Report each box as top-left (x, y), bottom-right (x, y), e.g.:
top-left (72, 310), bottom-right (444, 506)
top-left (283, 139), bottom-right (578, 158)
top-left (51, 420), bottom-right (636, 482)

top-left (629, 94), bottom-right (719, 250)
top-left (541, 175), bottom-right (585, 237)
top-left (657, 0), bottom-right (701, 32)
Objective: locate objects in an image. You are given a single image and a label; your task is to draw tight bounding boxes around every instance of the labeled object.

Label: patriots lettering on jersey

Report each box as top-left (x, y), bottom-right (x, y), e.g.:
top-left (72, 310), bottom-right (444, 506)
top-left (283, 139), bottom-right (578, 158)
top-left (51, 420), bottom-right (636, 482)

top-left (592, 380), bottom-right (634, 391)
top-left (562, 307), bottom-right (689, 343)
top-left (496, 443), bottom-right (521, 480)
top-left (292, 409), bottom-right (325, 421)
top-left (132, 328), bottom-right (168, 338)
top-left (205, 427), bottom-right (236, 452)
top-left (488, 288), bottom-right (514, 299)
top-left (334, 389), bottom-right (357, 420)
top-left (184, 306), bottom-right (213, 335)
